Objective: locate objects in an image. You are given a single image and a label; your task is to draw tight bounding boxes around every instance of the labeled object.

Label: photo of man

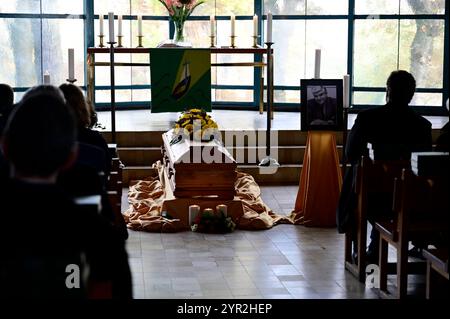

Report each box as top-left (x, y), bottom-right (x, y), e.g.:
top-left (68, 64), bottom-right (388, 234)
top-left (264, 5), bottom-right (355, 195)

top-left (306, 86), bottom-right (337, 126)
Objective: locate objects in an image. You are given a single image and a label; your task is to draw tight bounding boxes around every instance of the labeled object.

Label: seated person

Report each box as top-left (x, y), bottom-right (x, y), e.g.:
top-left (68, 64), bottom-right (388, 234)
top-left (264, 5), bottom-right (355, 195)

top-left (337, 70), bottom-right (432, 263)
top-left (0, 83), bottom-right (14, 136)
top-left (435, 98), bottom-right (449, 152)
top-left (59, 83), bottom-right (111, 176)
top-left (0, 87), bottom-right (131, 298)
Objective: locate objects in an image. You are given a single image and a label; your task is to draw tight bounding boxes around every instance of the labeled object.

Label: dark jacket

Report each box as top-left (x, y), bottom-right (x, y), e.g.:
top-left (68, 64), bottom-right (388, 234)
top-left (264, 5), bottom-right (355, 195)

top-left (78, 127), bottom-right (111, 176)
top-left (336, 103), bottom-right (432, 233)
top-left (0, 179), bottom-right (132, 299)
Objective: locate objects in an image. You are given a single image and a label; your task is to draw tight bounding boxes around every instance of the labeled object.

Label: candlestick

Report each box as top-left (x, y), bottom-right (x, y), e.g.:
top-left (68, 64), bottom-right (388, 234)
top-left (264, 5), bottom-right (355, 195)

top-left (108, 12), bottom-right (115, 44)
top-left (210, 35), bottom-right (216, 48)
top-left (118, 15), bottom-right (123, 36)
top-left (253, 14), bottom-right (258, 37)
top-left (137, 15), bottom-right (143, 36)
top-left (210, 15), bottom-right (215, 37)
top-left (99, 14), bottom-right (104, 36)
top-left (266, 12), bottom-right (272, 43)
top-left (98, 35), bottom-right (105, 48)
top-left (314, 49), bottom-right (321, 79)
top-left (117, 35), bottom-right (124, 47)
top-left (43, 71), bottom-right (50, 85)
top-left (137, 35), bottom-right (144, 48)
top-left (230, 14), bottom-right (235, 37)
top-left (68, 48), bottom-right (75, 81)
top-left (343, 74), bottom-right (350, 109)
top-left (252, 35), bottom-right (260, 48)
top-left (230, 35), bottom-right (236, 48)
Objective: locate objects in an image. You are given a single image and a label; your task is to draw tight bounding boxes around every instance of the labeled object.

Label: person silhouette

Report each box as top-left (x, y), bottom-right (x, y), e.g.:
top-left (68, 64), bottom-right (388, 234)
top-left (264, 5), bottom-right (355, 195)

top-left (337, 70), bottom-right (432, 263)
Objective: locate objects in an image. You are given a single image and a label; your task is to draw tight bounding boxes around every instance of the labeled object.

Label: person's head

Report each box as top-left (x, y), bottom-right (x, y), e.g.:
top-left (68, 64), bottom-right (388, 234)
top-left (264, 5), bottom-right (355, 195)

top-left (59, 83), bottom-right (91, 129)
top-left (0, 83), bottom-right (14, 113)
top-left (1, 86), bottom-right (77, 180)
top-left (386, 70), bottom-right (416, 105)
top-left (311, 86), bottom-right (328, 105)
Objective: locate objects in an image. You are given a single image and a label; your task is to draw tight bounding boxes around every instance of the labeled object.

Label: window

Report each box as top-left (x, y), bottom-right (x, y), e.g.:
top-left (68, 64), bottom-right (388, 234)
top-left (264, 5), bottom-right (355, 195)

top-left (0, 1), bottom-right (448, 113)
top-left (0, 1), bottom-right (85, 90)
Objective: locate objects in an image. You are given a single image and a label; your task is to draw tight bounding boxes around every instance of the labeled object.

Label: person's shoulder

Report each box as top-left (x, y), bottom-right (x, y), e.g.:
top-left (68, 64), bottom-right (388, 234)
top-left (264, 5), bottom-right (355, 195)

top-left (407, 109), bottom-right (431, 129)
top-left (355, 105), bottom-right (385, 122)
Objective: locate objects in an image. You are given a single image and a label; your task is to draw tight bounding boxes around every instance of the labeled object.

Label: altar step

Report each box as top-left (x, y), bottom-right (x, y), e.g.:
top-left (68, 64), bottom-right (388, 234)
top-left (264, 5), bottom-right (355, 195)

top-left (123, 164), bottom-right (303, 186)
top-left (102, 131), bottom-right (345, 148)
top-left (116, 145), bottom-right (343, 167)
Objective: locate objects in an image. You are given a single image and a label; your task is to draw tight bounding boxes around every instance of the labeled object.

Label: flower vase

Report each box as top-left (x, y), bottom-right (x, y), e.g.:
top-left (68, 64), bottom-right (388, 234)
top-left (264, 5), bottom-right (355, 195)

top-left (174, 20), bottom-right (185, 43)
top-left (173, 20), bottom-right (191, 47)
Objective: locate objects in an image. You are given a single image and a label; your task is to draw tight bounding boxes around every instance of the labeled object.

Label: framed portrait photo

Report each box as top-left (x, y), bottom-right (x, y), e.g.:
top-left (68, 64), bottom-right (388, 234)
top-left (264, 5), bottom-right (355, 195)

top-left (300, 79), bottom-right (344, 131)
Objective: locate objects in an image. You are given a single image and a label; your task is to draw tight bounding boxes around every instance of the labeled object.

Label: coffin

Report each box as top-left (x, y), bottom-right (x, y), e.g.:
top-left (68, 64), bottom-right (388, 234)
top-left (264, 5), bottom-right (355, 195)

top-left (162, 129), bottom-right (237, 199)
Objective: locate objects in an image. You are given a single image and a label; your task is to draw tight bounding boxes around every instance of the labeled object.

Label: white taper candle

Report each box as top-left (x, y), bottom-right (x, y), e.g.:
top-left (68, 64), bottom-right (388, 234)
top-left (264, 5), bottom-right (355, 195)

top-left (68, 48), bottom-right (75, 80)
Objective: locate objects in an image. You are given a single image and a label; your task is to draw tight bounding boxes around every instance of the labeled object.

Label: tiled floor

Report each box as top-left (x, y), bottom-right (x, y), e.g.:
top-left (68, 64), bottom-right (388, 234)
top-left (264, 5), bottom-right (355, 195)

top-left (122, 185), bottom-right (386, 299)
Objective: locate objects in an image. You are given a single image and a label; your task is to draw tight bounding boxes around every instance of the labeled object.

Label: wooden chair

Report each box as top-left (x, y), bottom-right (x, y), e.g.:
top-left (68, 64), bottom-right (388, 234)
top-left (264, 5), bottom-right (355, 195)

top-left (345, 156), bottom-right (409, 282)
top-left (422, 248), bottom-right (449, 299)
top-left (376, 169), bottom-right (449, 298)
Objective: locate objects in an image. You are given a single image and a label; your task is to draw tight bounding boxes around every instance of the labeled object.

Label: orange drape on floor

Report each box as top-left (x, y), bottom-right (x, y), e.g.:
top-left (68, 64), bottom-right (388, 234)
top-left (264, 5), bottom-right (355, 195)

top-left (290, 131), bottom-right (343, 227)
top-left (123, 162), bottom-right (291, 232)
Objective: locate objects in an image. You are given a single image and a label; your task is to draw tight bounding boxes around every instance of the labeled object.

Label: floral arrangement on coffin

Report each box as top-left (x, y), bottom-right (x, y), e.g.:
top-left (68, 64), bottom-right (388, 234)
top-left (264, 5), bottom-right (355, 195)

top-left (173, 108), bottom-right (219, 142)
top-left (191, 209), bottom-right (236, 233)
top-left (158, 0), bottom-right (205, 43)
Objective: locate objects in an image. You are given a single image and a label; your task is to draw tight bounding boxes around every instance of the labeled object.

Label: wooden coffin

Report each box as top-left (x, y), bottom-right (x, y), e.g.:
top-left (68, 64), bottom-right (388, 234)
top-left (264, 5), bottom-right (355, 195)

top-left (162, 129), bottom-right (237, 200)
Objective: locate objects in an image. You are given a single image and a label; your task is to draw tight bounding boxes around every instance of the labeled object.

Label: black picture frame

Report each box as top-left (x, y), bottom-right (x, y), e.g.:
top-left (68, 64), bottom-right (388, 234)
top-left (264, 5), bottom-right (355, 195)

top-left (300, 79), bottom-right (344, 131)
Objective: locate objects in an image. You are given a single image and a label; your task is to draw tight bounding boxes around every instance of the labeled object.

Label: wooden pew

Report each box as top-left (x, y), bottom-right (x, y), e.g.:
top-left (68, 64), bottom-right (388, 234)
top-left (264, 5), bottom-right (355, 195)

top-left (376, 169), bottom-right (449, 298)
top-left (345, 156), bottom-right (409, 282)
top-left (423, 248), bottom-right (449, 299)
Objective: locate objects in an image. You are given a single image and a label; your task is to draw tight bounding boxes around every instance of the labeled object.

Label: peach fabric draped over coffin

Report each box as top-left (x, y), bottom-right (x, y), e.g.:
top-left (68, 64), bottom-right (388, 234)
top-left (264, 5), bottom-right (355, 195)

top-left (290, 131), bottom-right (343, 227)
top-left (123, 162), bottom-right (291, 232)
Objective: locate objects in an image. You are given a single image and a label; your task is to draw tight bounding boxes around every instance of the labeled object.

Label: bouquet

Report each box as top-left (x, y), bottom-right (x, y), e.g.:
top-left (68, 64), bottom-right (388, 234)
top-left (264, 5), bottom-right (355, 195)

top-left (191, 209), bottom-right (236, 233)
top-left (158, 0), bottom-right (205, 42)
top-left (173, 108), bottom-right (219, 142)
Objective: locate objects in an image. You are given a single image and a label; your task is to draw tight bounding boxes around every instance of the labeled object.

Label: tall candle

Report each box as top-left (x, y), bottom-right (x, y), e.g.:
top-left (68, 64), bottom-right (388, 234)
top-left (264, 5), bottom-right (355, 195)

top-left (99, 14), bottom-right (104, 36)
top-left (266, 12), bottom-right (272, 43)
top-left (108, 12), bottom-right (114, 43)
top-left (253, 14), bottom-right (258, 37)
top-left (138, 15), bottom-right (143, 36)
top-left (230, 14), bottom-right (235, 36)
top-left (118, 15), bottom-right (123, 36)
top-left (210, 15), bottom-right (215, 37)
top-left (343, 74), bottom-right (350, 108)
top-left (314, 49), bottom-right (321, 79)
top-left (68, 48), bottom-right (75, 80)
top-left (43, 71), bottom-right (50, 85)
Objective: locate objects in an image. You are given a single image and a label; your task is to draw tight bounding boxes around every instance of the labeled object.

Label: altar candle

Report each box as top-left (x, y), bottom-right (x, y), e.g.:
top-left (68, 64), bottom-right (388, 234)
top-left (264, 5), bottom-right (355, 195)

top-left (253, 14), bottom-right (258, 37)
top-left (189, 205), bottom-right (200, 226)
top-left (343, 74), bottom-right (350, 108)
top-left (99, 14), bottom-right (104, 36)
top-left (266, 12), bottom-right (272, 43)
top-left (68, 48), bottom-right (75, 81)
top-left (216, 204), bottom-right (227, 218)
top-left (108, 12), bottom-right (115, 43)
top-left (118, 15), bottom-right (123, 36)
top-left (314, 49), bottom-right (321, 79)
top-left (43, 71), bottom-right (50, 85)
top-left (230, 14), bottom-right (235, 36)
top-left (138, 15), bottom-right (143, 36)
top-left (210, 15), bottom-right (215, 37)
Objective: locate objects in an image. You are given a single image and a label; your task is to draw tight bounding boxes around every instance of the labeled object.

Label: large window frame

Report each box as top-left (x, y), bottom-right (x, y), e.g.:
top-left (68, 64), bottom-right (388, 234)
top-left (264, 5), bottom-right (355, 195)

top-left (1, 0), bottom-right (448, 115)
